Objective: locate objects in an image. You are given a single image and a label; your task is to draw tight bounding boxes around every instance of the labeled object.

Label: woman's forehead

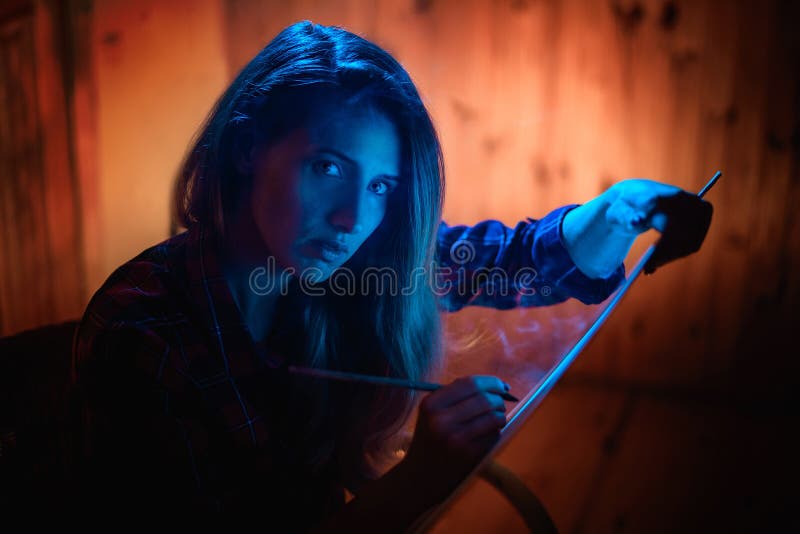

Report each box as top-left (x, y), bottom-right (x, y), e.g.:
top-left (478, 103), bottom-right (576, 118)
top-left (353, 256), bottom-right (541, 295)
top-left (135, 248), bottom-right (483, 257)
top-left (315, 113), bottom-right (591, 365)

top-left (303, 104), bottom-right (402, 175)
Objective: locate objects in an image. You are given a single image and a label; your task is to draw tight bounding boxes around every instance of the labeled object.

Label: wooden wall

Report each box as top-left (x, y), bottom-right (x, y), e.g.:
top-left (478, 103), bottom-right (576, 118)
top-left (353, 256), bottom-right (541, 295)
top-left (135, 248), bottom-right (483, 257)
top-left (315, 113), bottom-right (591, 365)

top-left (1, 0), bottom-right (231, 335)
top-left (0, 0), bottom-right (85, 335)
top-left (87, 0), bottom-right (229, 296)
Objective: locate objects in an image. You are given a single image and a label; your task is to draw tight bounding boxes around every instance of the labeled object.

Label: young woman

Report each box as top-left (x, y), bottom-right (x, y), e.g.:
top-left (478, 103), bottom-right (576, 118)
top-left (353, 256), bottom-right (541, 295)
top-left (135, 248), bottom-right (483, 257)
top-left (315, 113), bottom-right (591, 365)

top-left (72, 20), bottom-right (689, 529)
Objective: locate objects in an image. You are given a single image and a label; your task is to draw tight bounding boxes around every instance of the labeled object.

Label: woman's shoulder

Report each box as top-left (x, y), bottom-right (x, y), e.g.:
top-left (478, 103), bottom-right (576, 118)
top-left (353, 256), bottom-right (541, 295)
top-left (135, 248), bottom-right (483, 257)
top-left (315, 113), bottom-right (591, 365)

top-left (83, 231), bottom-right (193, 324)
top-left (73, 231), bottom-right (198, 387)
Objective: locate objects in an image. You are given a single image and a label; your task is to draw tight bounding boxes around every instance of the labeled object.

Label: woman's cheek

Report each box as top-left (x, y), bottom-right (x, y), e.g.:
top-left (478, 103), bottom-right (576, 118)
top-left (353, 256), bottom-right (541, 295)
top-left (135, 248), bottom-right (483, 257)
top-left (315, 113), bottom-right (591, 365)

top-left (364, 196), bottom-right (388, 235)
top-left (250, 184), bottom-right (300, 269)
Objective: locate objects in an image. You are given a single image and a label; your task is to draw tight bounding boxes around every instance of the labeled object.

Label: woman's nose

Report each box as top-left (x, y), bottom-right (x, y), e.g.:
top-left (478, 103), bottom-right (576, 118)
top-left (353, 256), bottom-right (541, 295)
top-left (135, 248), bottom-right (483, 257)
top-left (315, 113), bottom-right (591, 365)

top-left (328, 190), bottom-right (366, 235)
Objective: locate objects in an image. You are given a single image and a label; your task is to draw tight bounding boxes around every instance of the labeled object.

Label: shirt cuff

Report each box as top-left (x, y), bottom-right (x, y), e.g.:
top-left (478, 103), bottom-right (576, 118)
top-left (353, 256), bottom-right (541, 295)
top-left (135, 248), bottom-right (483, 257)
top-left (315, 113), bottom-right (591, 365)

top-left (530, 204), bottom-right (626, 305)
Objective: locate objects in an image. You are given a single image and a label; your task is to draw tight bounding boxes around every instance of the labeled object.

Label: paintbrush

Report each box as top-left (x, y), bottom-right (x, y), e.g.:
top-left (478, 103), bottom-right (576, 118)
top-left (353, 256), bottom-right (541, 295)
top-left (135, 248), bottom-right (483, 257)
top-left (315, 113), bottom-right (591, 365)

top-left (287, 365), bottom-right (520, 403)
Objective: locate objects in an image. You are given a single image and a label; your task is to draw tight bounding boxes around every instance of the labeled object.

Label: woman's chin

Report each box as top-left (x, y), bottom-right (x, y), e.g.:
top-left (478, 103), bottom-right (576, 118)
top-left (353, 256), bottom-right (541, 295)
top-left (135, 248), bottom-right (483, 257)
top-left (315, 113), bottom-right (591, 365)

top-left (294, 257), bottom-right (338, 284)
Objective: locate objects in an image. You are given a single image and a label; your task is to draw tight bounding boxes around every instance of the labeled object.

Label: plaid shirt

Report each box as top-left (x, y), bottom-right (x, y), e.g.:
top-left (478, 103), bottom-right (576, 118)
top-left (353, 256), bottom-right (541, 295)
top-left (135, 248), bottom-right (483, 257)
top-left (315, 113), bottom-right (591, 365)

top-left (71, 204), bottom-right (622, 520)
top-left (436, 205), bottom-right (624, 310)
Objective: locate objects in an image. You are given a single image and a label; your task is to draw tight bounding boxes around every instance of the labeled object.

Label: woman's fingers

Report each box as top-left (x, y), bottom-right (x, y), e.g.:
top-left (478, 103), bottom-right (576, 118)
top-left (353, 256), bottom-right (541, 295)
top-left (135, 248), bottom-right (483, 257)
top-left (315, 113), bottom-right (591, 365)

top-left (417, 375), bottom-right (509, 453)
top-left (421, 377), bottom-right (509, 448)
top-left (447, 390), bottom-right (507, 425)
top-left (422, 375), bottom-right (508, 411)
top-left (606, 179), bottom-right (683, 234)
top-left (455, 409), bottom-right (507, 442)
top-left (446, 410), bottom-right (506, 461)
top-left (404, 375), bottom-right (511, 495)
top-left (606, 197), bottom-right (648, 233)
top-left (649, 212), bottom-right (668, 232)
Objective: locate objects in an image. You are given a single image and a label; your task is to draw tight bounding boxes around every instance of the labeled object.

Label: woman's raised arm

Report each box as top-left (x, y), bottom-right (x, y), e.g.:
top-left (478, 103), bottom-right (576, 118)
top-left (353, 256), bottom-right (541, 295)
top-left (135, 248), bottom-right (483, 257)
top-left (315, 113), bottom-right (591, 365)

top-left (435, 206), bottom-right (625, 311)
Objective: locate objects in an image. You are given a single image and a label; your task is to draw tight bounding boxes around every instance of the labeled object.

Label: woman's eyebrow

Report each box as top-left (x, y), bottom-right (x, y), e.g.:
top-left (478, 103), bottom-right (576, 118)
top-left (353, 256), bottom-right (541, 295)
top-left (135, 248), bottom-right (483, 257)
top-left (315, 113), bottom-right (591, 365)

top-left (316, 147), bottom-right (400, 180)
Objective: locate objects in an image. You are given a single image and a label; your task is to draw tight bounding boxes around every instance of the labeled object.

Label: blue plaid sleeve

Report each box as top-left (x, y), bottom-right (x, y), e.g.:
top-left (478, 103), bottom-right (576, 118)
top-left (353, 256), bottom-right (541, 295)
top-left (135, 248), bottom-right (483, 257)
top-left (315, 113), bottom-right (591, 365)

top-left (435, 205), bottom-right (625, 311)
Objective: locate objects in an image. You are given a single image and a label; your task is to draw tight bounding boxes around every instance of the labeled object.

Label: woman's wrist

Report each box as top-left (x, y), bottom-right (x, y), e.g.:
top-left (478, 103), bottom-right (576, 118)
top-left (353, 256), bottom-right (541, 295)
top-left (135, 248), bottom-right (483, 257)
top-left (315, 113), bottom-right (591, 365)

top-left (561, 190), bottom-right (626, 279)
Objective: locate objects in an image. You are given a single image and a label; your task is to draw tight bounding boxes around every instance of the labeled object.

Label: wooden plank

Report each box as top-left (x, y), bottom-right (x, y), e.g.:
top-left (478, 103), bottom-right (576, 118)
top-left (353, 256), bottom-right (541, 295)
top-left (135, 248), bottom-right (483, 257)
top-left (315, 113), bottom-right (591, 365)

top-left (580, 394), bottom-right (800, 532)
top-left (34, 0), bottom-right (85, 321)
top-left (0, 8), bottom-right (55, 334)
top-left (66, 0), bottom-right (101, 306)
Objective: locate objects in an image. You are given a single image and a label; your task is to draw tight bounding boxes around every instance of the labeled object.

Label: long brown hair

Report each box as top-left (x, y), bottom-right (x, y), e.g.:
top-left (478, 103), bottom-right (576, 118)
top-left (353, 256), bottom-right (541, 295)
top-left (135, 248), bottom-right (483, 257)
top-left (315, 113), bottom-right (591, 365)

top-left (173, 21), bottom-right (445, 483)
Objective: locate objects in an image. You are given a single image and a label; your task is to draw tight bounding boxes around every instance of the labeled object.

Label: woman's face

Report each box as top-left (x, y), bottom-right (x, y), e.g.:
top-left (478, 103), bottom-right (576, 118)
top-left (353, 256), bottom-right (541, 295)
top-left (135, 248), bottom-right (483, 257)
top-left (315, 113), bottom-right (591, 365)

top-left (247, 101), bottom-right (402, 282)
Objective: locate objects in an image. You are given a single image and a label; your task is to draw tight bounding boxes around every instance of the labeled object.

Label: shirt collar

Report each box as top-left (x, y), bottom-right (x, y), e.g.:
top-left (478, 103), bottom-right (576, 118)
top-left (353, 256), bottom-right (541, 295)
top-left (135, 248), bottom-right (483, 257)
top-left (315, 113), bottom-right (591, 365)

top-left (183, 224), bottom-right (288, 375)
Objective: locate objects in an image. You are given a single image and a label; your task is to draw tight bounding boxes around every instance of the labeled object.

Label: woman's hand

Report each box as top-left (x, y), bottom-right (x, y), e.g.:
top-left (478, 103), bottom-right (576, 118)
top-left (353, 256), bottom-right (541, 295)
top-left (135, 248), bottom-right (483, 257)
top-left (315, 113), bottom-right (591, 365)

top-left (562, 178), bottom-right (687, 278)
top-left (402, 375), bottom-right (510, 502)
top-left (309, 375), bottom-right (510, 533)
top-left (604, 179), bottom-right (682, 235)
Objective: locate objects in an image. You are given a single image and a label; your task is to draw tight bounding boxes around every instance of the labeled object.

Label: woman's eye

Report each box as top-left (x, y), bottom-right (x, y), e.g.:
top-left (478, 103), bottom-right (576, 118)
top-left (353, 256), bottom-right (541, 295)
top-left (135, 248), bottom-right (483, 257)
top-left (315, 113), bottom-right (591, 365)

top-left (313, 160), bottom-right (342, 178)
top-left (368, 180), bottom-right (394, 196)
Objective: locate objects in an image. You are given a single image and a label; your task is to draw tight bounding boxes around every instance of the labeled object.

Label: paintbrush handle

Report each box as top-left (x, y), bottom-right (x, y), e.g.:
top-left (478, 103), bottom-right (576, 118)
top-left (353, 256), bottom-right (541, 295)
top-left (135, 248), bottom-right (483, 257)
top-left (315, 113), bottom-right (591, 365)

top-left (288, 365), bottom-right (439, 390)
top-left (698, 170), bottom-right (722, 198)
top-left (287, 365), bottom-right (519, 402)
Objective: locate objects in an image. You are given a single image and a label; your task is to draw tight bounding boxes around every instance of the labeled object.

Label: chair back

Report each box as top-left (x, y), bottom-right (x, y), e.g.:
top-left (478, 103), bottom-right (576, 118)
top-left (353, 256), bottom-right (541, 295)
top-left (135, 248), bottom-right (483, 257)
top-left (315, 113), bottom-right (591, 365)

top-left (0, 321), bottom-right (81, 508)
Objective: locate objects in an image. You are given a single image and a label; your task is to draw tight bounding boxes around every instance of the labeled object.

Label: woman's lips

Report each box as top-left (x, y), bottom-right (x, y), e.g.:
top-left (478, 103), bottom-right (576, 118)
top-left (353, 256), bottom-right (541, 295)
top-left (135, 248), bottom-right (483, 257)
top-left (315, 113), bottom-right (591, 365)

top-left (305, 239), bottom-right (348, 262)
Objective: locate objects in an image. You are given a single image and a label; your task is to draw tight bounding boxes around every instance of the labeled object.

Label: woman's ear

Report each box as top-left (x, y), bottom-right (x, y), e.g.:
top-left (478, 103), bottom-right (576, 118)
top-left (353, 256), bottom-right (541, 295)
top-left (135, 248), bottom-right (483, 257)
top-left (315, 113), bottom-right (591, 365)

top-left (233, 126), bottom-right (257, 176)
